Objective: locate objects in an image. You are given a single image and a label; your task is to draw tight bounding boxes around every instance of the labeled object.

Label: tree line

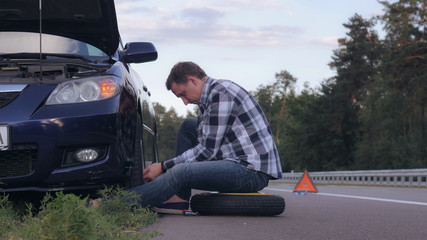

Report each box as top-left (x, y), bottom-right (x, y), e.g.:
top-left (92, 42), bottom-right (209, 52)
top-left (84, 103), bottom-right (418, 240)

top-left (154, 0), bottom-right (426, 172)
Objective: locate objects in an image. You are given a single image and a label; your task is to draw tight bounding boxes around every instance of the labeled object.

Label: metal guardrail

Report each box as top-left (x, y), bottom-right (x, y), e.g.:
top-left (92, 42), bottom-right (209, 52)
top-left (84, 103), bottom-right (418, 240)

top-left (280, 169), bottom-right (427, 187)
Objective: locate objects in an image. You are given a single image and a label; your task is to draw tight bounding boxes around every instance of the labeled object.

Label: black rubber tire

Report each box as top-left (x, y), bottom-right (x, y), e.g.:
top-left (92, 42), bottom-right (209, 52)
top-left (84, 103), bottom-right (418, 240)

top-left (190, 193), bottom-right (285, 216)
top-left (127, 114), bottom-right (145, 188)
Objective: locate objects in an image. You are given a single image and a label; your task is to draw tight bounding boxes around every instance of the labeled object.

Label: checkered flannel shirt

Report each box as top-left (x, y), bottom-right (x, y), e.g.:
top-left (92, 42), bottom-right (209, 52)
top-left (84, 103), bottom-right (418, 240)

top-left (164, 77), bottom-right (283, 179)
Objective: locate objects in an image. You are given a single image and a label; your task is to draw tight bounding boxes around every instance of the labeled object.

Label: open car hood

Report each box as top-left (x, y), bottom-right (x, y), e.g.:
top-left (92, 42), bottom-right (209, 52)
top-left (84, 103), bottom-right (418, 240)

top-left (0, 0), bottom-right (120, 56)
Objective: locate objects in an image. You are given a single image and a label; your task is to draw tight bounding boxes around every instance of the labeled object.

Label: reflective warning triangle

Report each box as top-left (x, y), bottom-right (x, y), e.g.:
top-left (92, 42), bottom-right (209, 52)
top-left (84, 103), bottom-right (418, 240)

top-left (293, 170), bottom-right (318, 193)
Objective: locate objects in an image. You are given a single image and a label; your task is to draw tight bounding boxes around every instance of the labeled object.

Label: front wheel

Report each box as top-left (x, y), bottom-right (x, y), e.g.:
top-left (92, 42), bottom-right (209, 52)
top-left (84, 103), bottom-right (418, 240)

top-left (125, 114), bottom-right (145, 188)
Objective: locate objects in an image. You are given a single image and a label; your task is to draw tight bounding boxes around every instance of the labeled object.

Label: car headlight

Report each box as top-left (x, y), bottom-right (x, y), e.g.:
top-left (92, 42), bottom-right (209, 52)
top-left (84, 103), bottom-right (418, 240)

top-left (46, 76), bottom-right (122, 105)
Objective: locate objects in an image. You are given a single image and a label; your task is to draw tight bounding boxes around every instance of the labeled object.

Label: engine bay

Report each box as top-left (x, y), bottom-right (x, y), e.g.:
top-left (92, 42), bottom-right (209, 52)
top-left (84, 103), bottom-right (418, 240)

top-left (0, 61), bottom-right (104, 83)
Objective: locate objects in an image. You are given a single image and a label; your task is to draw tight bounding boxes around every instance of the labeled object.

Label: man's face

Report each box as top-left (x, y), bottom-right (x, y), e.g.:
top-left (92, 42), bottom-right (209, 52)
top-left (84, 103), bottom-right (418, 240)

top-left (171, 76), bottom-right (203, 105)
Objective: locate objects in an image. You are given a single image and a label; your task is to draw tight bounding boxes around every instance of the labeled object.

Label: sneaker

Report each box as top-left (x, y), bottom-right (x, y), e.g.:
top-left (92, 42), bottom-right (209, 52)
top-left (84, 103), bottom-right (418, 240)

top-left (152, 202), bottom-right (189, 214)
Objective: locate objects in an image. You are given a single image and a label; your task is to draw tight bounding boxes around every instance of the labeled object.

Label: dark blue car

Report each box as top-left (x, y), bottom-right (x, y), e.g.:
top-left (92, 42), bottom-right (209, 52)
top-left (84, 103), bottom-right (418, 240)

top-left (0, 0), bottom-right (159, 192)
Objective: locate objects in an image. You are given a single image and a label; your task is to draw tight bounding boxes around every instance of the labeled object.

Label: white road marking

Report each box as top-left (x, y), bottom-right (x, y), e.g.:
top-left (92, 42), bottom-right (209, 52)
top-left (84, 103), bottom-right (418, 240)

top-left (264, 187), bottom-right (427, 206)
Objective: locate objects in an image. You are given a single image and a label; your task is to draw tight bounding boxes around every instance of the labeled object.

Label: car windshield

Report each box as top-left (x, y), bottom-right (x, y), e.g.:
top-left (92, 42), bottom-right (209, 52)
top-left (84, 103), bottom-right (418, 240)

top-left (0, 32), bottom-right (109, 59)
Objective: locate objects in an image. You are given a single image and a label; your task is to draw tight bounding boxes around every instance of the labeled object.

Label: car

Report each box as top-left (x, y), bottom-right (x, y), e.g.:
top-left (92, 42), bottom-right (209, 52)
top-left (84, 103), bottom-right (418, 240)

top-left (0, 0), bottom-right (159, 192)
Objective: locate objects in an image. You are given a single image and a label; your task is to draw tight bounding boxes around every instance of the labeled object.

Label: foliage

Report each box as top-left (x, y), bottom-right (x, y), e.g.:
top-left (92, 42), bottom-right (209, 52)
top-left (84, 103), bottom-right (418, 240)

top-left (0, 194), bottom-right (18, 237)
top-left (1, 187), bottom-right (160, 240)
top-left (276, 89), bottom-right (324, 171)
top-left (153, 0), bottom-right (426, 172)
top-left (254, 0), bottom-right (426, 171)
top-left (96, 186), bottom-right (158, 230)
top-left (154, 103), bottom-right (185, 161)
top-left (356, 0), bottom-right (427, 169)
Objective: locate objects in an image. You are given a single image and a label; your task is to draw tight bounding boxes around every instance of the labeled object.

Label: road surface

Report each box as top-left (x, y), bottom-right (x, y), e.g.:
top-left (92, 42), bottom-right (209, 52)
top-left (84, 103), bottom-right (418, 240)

top-left (141, 183), bottom-right (427, 240)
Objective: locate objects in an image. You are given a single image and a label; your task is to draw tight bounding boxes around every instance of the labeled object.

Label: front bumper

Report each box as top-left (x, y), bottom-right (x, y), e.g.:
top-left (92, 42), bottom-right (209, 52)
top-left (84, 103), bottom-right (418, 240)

top-left (0, 93), bottom-right (137, 192)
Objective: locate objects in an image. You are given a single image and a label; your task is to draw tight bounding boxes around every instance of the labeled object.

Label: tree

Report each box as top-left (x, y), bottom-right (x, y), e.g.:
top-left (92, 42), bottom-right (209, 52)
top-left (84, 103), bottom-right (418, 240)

top-left (151, 0), bottom-right (427, 171)
top-left (277, 87), bottom-right (325, 171)
top-left (274, 70), bottom-right (297, 141)
top-left (252, 84), bottom-right (277, 123)
top-left (154, 103), bottom-right (184, 161)
top-left (356, 0), bottom-right (427, 169)
top-left (318, 14), bottom-right (382, 170)
top-left (382, 0), bottom-right (427, 167)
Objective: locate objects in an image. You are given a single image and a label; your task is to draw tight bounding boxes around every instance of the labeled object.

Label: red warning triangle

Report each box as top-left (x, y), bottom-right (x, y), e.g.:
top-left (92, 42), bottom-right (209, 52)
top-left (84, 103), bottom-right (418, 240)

top-left (293, 170), bottom-right (318, 193)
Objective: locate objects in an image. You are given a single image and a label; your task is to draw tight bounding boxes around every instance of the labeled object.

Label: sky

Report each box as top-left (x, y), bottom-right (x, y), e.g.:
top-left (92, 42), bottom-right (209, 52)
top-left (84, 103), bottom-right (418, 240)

top-left (114, 0), bottom-right (385, 116)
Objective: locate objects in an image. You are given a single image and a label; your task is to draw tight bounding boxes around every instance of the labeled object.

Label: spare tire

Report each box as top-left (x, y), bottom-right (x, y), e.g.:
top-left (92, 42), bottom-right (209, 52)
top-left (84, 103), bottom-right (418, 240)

top-left (190, 193), bottom-right (285, 216)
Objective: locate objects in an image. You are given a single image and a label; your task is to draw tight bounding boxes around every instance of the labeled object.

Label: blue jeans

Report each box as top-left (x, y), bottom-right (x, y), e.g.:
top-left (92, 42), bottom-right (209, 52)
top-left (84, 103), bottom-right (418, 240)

top-left (128, 118), bottom-right (270, 207)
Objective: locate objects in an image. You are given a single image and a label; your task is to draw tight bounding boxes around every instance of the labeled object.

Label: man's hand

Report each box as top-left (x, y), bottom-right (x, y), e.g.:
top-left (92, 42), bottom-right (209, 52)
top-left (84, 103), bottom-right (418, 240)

top-left (143, 163), bottom-right (163, 183)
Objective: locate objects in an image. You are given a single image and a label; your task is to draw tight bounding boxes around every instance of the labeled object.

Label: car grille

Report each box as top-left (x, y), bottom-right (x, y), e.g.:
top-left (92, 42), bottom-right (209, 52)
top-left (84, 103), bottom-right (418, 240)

top-left (0, 92), bottom-right (19, 108)
top-left (0, 145), bottom-right (38, 178)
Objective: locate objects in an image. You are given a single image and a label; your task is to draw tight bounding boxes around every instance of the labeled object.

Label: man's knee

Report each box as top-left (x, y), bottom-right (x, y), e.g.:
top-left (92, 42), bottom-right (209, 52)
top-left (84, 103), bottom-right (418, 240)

top-left (163, 163), bottom-right (191, 187)
top-left (179, 117), bottom-right (197, 133)
top-left (167, 163), bottom-right (191, 177)
top-left (177, 118), bottom-right (198, 152)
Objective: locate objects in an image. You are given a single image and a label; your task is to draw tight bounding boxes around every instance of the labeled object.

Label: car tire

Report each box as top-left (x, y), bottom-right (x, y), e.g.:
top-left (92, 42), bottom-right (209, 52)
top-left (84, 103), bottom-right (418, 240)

top-left (126, 114), bottom-right (145, 188)
top-left (190, 192), bottom-right (285, 216)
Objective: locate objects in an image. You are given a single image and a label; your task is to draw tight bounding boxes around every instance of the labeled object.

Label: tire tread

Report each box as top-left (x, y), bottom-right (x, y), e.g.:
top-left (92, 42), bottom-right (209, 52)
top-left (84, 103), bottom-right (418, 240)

top-left (190, 193), bottom-right (285, 216)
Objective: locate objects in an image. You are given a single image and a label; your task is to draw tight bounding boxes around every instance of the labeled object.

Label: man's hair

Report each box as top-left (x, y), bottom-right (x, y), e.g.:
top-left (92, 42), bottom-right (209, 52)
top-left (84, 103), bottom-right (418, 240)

top-left (166, 61), bottom-right (207, 90)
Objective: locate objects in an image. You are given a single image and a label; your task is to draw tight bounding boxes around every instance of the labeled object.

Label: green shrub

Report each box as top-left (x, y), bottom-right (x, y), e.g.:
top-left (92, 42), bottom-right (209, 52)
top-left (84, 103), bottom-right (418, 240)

top-left (41, 192), bottom-right (99, 239)
top-left (97, 186), bottom-right (158, 230)
top-left (0, 194), bottom-right (18, 238)
top-left (4, 186), bottom-right (160, 240)
top-left (95, 186), bottom-right (160, 239)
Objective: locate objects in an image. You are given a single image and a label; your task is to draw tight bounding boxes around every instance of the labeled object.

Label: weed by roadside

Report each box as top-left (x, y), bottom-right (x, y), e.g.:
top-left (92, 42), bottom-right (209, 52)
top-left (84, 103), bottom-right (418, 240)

top-left (0, 186), bottom-right (161, 240)
top-left (0, 194), bottom-right (19, 237)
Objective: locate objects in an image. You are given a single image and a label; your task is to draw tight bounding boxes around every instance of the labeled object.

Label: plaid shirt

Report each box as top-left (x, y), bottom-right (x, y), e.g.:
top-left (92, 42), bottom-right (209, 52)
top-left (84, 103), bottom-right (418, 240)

top-left (164, 77), bottom-right (283, 179)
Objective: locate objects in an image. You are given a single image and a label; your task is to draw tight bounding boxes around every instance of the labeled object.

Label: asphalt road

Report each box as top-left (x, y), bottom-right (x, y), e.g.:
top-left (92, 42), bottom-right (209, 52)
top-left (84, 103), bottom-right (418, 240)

top-left (141, 183), bottom-right (427, 240)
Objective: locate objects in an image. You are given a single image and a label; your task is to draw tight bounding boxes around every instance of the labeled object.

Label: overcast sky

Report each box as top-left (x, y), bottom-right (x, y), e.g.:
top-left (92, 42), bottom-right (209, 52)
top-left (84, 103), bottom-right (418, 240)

top-left (114, 0), bottom-right (385, 116)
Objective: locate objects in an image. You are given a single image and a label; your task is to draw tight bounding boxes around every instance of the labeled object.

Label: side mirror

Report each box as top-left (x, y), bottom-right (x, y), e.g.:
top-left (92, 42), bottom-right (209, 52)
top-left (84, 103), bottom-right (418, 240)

top-left (120, 42), bottom-right (158, 63)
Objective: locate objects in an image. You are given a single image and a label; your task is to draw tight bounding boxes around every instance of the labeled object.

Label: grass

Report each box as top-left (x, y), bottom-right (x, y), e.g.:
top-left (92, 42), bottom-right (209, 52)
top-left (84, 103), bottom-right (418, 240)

top-left (0, 186), bottom-right (161, 240)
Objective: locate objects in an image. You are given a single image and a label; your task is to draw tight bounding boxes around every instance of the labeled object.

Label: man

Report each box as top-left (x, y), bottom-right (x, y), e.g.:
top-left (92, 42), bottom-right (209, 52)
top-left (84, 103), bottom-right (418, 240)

top-left (129, 61), bottom-right (282, 213)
